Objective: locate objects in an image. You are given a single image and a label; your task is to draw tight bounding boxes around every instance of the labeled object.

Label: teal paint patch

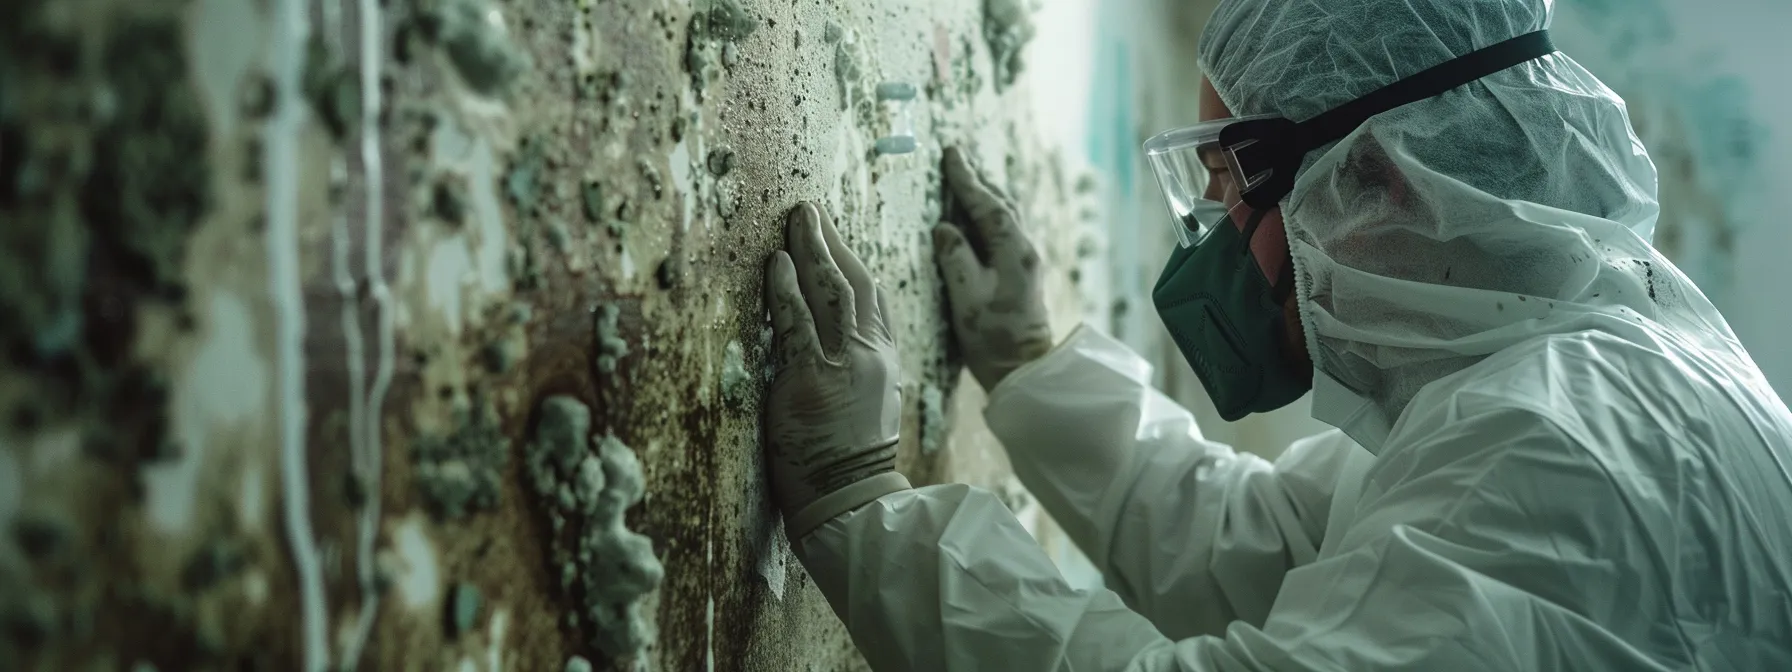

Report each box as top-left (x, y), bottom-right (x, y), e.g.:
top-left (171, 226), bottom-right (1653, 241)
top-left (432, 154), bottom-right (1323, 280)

top-left (447, 582), bottom-right (483, 638)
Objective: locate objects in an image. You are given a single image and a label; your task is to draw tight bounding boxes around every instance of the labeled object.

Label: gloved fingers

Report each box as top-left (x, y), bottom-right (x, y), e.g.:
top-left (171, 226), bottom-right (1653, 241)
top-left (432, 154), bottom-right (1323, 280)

top-left (785, 204), bottom-right (856, 355)
top-left (807, 202), bottom-right (884, 341)
top-left (932, 223), bottom-right (986, 304)
top-left (765, 251), bottom-right (821, 371)
top-left (942, 147), bottom-right (1021, 256)
top-left (870, 286), bottom-right (895, 346)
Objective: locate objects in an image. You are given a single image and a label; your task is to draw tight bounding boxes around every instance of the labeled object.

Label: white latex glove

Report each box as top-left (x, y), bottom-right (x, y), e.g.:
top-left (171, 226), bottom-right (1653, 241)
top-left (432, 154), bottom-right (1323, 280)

top-left (763, 202), bottom-right (912, 540)
top-left (933, 147), bottom-right (1054, 391)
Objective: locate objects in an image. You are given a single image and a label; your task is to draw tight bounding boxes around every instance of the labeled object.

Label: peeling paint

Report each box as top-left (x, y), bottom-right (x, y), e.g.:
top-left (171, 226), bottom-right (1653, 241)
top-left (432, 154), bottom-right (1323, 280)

top-left (486, 608), bottom-right (508, 672)
top-left (190, 0), bottom-right (266, 137)
top-left (149, 293), bottom-right (269, 534)
top-left (265, 0), bottom-right (329, 664)
top-left (390, 516), bottom-right (441, 610)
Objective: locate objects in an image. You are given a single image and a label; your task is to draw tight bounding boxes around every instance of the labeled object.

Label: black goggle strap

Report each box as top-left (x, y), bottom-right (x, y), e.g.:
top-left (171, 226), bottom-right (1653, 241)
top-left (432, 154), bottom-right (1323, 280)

top-left (1222, 30), bottom-right (1558, 208)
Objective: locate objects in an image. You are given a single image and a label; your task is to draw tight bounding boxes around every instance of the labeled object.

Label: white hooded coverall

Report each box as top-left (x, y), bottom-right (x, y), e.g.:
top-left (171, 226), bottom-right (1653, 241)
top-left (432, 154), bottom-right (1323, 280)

top-left (792, 0), bottom-right (1792, 669)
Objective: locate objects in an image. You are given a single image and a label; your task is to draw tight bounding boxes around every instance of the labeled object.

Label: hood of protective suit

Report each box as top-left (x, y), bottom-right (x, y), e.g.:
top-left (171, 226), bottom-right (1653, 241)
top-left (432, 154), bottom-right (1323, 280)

top-left (1196, 0), bottom-right (1754, 449)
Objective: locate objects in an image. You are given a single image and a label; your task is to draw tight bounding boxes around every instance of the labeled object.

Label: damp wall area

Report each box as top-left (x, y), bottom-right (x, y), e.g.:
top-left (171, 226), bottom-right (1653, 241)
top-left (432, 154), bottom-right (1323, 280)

top-left (0, 0), bottom-right (1106, 669)
top-left (7, 0), bottom-right (1785, 669)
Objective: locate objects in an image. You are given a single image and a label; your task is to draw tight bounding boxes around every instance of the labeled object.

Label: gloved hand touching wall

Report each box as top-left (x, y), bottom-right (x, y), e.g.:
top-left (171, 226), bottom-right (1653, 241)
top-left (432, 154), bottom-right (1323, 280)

top-left (762, 202), bottom-right (912, 540)
top-left (932, 147), bottom-right (1054, 391)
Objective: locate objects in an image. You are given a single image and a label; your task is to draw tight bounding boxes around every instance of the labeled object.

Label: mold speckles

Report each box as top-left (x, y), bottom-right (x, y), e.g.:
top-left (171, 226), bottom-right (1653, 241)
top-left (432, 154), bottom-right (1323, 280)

top-left (830, 24), bottom-right (864, 112)
top-left (706, 147), bottom-right (735, 177)
top-left (11, 515), bottom-right (70, 562)
top-left (713, 183), bottom-right (737, 219)
top-left (481, 336), bottom-right (524, 373)
top-left (721, 340), bottom-right (751, 405)
top-left (705, 0), bottom-right (760, 41)
top-left (433, 179), bottom-right (468, 227)
top-left (919, 383), bottom-right (945, 455)
top-left (416, 0), bottom-right (527, 96)
top-left (181, 538), bottom-right (249, 593)
top-left (982, 0), bottom-right (1037, 91)
top-left (635, 157), bottom-right (663, 200)
top-left (656, 255), bottom-right (684, 290)
top-left (581, 181), bottom-right (606, 222)
top-left (410, 397), bottom-right (509, 519)
top-left (527, 396), bottom-right (664, 660)
top-left (593, 303), bottom-right (629, 375)
top-left (0, 10), bottom-right (211, 429)
top-left (506, 135), bottom-right (546, 215)
top-left (685, 0), bottom-right (758, 90)
top-left (302, 36), bottom-right (360, 140)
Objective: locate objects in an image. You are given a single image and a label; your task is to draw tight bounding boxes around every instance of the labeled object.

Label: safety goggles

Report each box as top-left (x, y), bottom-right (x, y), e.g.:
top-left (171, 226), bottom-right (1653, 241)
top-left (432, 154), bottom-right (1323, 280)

top-left (1143, 114), bottom-right (1279, 248)
top-left (1143, 30), bottom-right (1559, 249)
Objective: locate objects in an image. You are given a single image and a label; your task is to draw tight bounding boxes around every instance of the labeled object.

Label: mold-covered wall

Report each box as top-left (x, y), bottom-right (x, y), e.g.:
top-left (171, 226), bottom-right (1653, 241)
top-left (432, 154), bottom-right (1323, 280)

top-left (0, 0), bottom-right (1104, 669)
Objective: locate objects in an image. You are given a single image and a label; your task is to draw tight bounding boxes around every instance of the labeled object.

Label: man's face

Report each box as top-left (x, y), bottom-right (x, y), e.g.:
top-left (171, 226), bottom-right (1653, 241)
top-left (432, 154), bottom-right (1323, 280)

top-left (1197, 77), bottom-right (1240, 207)
top-left (1196, 76), bottom-right (1314, 380)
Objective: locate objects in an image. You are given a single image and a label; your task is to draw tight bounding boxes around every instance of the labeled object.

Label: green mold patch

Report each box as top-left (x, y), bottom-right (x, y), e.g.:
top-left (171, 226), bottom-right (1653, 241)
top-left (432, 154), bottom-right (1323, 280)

top-left (411, 397), bottom-right (509, 519)
top-left (0, 7), bottom-right (210, 446)
top-left (414, 0), bottom-right (527, 97)
top-left (581, 181), bottom-right (606, 222)
top-left (592, 303), bottom-right (629, 376)
top-left (528, 396), bottom-right (664, 661)
top-left (433, 178), bottom-right (468, 227)
top-left (705, 147), bottom-right (734, 177)
top-left (983, 0), bottom-right (1037, 91)
top-left (302, 36), bottom-right (361, 141)
top-left (506, 134), bottom-right (546, 216)
top-left (180, 538), bottom-right (248, 593)
top-left (684, 0), bottom-right (759, 89)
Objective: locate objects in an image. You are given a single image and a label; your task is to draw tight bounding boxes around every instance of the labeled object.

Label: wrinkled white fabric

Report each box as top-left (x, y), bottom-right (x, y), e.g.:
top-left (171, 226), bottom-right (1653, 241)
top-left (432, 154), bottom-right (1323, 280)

top-left (1197, 0), bottom-right (1754, 450)
top-left (787, 0), bottom-right (1792, 668)
top-left (795, 324), bottom-right (1792, 670)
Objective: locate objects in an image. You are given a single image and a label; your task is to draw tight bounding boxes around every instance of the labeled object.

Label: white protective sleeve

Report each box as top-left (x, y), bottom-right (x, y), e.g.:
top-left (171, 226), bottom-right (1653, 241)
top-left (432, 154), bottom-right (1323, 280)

top-left (789, 325), bottom-right (1375, 671)
top-left (984, 324), bottom-right (1355, 637)
top-left (787, 326), bottom-right (1721, 670)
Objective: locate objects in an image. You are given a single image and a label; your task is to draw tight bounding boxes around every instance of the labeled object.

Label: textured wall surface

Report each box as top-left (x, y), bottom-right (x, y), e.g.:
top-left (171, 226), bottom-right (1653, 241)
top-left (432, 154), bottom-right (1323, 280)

top-left (0, 0), bottom-right (1101, 669)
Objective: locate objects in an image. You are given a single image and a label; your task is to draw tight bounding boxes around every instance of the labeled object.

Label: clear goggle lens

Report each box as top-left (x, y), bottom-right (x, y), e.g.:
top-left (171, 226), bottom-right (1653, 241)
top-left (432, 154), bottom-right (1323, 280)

top-left (1143, 115), bottom-right (1275, 247)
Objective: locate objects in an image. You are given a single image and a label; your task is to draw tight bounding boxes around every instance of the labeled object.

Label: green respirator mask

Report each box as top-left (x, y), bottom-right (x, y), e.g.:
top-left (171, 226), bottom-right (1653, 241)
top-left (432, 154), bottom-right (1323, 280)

top-left (1144, 30), bottom-right (1558, 421)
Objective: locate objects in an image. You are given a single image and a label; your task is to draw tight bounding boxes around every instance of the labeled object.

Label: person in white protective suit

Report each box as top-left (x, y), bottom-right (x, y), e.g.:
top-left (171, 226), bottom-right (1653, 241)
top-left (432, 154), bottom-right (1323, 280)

top-left (756, 0), bottom-right (1792, 668)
